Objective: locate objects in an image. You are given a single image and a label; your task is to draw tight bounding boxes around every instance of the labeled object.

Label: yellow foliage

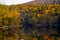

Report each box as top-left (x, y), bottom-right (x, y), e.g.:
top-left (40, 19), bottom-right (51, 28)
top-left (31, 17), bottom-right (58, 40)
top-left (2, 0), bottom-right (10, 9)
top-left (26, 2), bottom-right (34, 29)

top-left (37, 14), bottom-right (43, 17)
top-left (45, 10), bottom-right (50, 15)
top-left (33, 7), bottom-right (38, 11)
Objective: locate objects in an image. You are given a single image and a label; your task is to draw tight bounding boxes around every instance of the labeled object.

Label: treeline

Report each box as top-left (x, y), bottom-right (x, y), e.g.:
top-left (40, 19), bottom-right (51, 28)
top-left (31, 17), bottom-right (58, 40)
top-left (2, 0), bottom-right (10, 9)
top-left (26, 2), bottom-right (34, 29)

top-left (0, 4), bottom-right (60, 29)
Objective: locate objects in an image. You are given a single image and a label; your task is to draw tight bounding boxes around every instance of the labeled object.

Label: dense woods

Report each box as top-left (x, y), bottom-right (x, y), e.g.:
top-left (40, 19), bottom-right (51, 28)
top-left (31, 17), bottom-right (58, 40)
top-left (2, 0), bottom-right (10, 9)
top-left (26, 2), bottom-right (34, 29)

top-left (0, 4), bottom-right (60, 40)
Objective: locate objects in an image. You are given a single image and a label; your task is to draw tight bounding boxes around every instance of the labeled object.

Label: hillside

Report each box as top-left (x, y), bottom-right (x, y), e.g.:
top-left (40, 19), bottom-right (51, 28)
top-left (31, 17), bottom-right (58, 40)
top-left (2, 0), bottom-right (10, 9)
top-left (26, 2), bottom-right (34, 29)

top-left (25, 0), bottom-right (60, 4)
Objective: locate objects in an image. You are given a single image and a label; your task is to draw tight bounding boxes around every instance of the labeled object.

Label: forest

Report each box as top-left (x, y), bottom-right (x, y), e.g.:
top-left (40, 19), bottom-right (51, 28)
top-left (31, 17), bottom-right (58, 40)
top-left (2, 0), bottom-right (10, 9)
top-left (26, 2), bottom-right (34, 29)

top-left (0, 4), bottom-right (60, 40)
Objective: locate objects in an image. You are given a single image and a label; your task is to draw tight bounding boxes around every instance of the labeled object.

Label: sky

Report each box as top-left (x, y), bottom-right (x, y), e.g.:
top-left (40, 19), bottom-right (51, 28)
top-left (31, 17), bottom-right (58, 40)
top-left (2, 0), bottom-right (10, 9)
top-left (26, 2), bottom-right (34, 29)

top-left (0, 0), bottom-right (33, 5)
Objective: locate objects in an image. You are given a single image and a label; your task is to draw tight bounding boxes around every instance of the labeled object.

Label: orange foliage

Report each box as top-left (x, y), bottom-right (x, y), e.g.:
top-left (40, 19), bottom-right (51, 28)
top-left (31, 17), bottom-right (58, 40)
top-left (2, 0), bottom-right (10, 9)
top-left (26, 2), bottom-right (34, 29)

top-left (45, 10), bottom-right (50, 15)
